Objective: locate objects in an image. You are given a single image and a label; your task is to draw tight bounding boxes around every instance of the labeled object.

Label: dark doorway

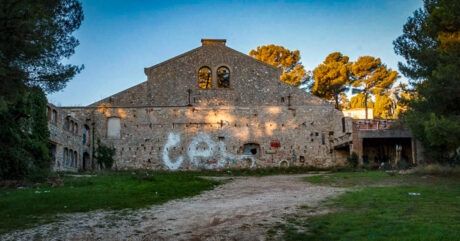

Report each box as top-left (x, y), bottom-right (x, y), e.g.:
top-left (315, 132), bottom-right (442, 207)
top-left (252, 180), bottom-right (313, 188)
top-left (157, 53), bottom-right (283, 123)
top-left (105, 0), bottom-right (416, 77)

top-left (362, 138), bottom-right (412, 166)
top-left (83, 152), bottom-right (91, 171)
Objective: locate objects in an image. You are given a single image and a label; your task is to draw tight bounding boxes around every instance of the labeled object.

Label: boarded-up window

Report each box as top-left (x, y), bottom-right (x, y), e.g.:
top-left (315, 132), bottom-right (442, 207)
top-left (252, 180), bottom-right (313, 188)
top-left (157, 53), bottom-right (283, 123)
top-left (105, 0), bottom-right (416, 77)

top-left (107, 117), bottom-right (121, 138)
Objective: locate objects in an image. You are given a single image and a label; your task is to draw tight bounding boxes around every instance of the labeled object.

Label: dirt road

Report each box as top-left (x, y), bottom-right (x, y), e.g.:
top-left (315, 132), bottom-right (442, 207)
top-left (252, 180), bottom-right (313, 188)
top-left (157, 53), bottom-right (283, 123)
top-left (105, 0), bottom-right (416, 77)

top-left (1, 175), bottom-right (344, 241)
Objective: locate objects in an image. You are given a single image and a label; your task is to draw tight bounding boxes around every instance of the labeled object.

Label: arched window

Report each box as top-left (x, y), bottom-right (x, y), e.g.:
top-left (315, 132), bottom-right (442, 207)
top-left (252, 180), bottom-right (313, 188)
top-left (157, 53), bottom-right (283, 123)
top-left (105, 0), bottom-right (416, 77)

top-left (63, 148), bottom-right (68, 167)
top-left (83, 125), bottom-right (90, 145)
top-left (74, 123), bottom-right (78, 134)
top-left (217, 66), bottom-right (230, 88)
top-left (198, 67), bottom-right (212, 89)
top-left (64, 118), bottom-right (70, 130)
top-left (74, 151), bottom-right (78, 168)
top-left (52, 110), bottom-right (57, 123)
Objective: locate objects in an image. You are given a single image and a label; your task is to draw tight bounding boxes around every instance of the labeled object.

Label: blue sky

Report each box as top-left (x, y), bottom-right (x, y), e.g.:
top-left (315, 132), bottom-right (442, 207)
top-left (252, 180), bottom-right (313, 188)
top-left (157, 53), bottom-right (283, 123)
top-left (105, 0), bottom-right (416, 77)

top-left (47, 0), bottom-right (424, 106)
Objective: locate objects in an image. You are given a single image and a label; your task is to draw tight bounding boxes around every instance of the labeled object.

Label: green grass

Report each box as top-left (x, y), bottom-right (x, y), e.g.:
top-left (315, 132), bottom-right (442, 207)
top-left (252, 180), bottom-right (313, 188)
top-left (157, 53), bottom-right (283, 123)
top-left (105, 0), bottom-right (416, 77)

top-left (305, 171), bottom-right (405, 187)
top-left (0, 171), bottom-right (220, 234)
top-left (276, 171), bottom-right (460, 241)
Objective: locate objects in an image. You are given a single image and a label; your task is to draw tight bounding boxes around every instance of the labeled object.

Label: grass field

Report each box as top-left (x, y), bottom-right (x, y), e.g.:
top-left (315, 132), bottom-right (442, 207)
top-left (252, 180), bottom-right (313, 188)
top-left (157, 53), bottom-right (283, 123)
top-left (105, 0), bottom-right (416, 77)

top-left (273, 171), bottom-right (460, 241)
top-left (0, 171), bottom-right (220, 234)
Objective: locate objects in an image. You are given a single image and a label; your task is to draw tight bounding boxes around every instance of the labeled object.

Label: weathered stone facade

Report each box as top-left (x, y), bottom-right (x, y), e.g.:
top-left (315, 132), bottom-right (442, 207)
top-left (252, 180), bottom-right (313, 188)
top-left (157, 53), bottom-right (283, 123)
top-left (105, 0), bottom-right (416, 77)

top-left (53, 39), bottom-right (351, 170)
top-left (47, 103), bottom-right (94, 171)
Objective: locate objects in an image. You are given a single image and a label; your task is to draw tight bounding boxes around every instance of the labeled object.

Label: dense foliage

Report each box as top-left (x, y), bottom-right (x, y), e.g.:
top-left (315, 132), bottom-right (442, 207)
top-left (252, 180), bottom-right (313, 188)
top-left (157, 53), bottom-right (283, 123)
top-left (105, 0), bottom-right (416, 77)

top-left (311, 52), bottom-right (350, 110)
top-left (0, 88), bottom-right (50, 180)
top-left (350, 56), bottom-right (399, 120)
top-left (0, 0), bottom-right (83, 180)
top-left (311, 53), bottom-right (398, 117)
top-left (394, 0), bottom-right (460, 161)
top-left (249, 44), bottom-right (308, 86)
top-left (95, 140), bottom-right (116, 169)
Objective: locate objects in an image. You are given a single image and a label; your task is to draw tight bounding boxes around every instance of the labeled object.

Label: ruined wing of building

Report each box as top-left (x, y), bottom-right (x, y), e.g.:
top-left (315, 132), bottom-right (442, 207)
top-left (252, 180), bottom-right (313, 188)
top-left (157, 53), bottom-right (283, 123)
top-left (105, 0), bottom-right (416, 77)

top-left (46, 39), bottom-right (423, 171)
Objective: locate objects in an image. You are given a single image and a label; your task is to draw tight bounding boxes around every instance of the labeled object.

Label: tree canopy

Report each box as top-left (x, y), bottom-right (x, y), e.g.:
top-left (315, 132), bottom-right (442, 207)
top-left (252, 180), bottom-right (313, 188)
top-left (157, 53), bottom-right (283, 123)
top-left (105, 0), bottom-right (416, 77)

top-left (0, 0), bottom-right (83, 180)
top-left (351, 56), bottom-right (398, 120)
top-left (249, 44), bottom-right (307, 86)
top-left (394, 0), bottom-right (460, 160)
top-left (311, 52), bottom-right (351, 110)
top-left (0, 0), bottom-right (84, 96)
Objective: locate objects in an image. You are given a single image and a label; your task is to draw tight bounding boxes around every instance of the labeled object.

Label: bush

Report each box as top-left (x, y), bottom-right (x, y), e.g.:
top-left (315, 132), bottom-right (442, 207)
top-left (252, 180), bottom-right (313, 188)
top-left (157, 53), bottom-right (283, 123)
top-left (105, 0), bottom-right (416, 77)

top-left (347, 152), bottom-right (359, 168)
top-left (95, 140), bottom-right (115, 169)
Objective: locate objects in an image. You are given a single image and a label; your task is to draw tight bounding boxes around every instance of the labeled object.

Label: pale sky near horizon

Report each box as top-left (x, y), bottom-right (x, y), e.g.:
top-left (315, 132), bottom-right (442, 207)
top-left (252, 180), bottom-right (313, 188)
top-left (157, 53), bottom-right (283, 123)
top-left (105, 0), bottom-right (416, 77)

top-left (47, 0), bottom-right (424, 106)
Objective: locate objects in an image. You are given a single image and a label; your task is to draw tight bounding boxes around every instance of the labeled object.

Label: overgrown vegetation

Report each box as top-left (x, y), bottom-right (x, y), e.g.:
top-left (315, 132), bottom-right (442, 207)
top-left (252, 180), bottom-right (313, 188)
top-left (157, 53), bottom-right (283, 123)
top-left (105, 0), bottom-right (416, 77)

top-left (272, 170), bottom-right (460, 240)
top-left (95, 139), bottom-right (116, 169)
top-left (0, 0), bottom-right (83, 181)
top-left (346, 152), bottom-right (359, 169)
top-left (394, 0), bottom-right (460, 161)
top-left (0, 171), bottom-right (220, 234)
top-left (0, 88), bottom-right (50, 181)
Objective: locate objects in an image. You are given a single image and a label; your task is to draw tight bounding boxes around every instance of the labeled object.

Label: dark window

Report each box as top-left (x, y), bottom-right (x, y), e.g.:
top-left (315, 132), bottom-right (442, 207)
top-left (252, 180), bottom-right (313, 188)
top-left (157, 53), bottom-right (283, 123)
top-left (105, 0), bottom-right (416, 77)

top-left (198, 67), bottom-right (212, 89)
top-left (52, 110), bottom-right (57, 123)
top-left (217, 66), bottom-right (230, 88)
top-left (243, 143), bottom-right (260, 155)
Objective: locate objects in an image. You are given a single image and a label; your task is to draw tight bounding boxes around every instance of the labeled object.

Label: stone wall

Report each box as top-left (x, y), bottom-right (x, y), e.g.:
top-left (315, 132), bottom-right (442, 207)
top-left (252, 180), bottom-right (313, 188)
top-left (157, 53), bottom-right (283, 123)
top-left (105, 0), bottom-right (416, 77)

top-left (64, 39), bottom-right (350, 170)
top-left (67, 104), bottom-right (348, 170)
top-left (47, 104), bottom-right (94, 171)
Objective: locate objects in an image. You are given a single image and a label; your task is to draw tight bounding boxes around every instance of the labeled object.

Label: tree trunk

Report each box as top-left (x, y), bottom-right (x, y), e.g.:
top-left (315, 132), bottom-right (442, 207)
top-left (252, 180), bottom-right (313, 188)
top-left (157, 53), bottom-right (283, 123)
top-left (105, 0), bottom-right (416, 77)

top-left (364, 92), bottom-right (369, 121)
top-left (334, 92), bottom-right (340, 110)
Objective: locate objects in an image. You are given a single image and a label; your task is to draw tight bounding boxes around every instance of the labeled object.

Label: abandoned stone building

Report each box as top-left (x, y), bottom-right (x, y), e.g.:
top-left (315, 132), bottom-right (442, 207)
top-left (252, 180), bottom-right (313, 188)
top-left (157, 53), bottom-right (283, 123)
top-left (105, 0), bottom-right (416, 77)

top-left (47, 39), bottom-right (358, 171)
top-left (47, 103), bottom-right (94, 171)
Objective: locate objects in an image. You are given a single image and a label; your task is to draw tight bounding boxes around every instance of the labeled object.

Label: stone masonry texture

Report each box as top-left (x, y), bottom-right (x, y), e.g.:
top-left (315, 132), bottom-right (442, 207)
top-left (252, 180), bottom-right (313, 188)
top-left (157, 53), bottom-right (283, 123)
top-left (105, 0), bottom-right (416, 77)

top-left (57, 39), bottom-right (350, 170)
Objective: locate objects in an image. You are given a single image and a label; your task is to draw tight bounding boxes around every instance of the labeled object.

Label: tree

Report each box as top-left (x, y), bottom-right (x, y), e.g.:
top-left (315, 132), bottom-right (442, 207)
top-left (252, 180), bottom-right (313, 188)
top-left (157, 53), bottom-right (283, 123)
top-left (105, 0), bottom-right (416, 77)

top-left (374, 94), bottom-right (394, 119)
top-left (311, 52), bottom-right (351, 110)
top-left (349, 93), bottom-right (374, 109)
top-left (351, 56), bottom-right (398, 120)
top-left (392, 83), bottom-right (413, 118)
top-left (394, 0), bottom-right (460, 160)
top-left (249, 44), bottom-right (307, 86)
top-left (339, 92), bottom-right (350, 110)
top-left (0, 0), bottom-right (84, 96)
top-left (0, 0), bottom-right (83, 180)
top-left (0, 88), bottom-right (50, 180)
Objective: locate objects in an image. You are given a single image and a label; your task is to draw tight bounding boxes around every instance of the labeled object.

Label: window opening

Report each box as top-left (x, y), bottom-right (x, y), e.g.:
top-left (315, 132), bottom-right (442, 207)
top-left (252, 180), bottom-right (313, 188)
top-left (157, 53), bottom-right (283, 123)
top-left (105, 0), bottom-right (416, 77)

top-left (217, 66), bottom-right (230, 88)
top-left (198, 67), bottom-right (212, 89)
top-left (52, 110), bottom-right (57, 123)
top-left (243, 143), bottom-right (260, 156)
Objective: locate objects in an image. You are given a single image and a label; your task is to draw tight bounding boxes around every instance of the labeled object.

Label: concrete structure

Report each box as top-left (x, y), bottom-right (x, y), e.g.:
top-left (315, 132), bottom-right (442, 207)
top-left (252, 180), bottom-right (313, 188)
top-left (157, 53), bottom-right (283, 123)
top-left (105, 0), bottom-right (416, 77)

top-left (48, 39), bottom-right (352, 171)
top-left (350, 119), bottom-right (424, 167)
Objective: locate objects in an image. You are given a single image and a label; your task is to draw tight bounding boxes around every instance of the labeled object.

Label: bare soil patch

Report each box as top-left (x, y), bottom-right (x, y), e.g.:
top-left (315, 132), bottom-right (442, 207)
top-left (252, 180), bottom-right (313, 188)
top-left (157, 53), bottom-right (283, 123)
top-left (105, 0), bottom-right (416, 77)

top-left (1, 175), bottom-right (344, 241)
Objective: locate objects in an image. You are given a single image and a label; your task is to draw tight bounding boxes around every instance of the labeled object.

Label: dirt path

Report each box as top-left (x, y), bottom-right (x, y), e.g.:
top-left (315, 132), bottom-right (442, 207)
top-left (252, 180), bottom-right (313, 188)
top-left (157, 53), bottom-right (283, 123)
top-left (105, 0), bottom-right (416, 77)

top-left (2, 175), bottom-right (344, 241)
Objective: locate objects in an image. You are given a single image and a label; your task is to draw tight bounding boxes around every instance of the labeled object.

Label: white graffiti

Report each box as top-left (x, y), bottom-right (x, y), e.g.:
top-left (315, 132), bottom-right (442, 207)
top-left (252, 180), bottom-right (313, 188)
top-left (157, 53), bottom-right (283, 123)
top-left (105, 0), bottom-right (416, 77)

top-left (162, 132), bottom-right (256, 170)
top-left (162, 133), bottom-right (184, 169)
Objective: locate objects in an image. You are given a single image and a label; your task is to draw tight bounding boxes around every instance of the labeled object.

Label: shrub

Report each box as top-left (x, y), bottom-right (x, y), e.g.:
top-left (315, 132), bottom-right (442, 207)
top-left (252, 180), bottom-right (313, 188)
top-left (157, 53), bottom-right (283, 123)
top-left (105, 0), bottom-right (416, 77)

top-left (347, 152), bottom-right (359, 168)
top-left (95, 140), bottom-right (115, 169)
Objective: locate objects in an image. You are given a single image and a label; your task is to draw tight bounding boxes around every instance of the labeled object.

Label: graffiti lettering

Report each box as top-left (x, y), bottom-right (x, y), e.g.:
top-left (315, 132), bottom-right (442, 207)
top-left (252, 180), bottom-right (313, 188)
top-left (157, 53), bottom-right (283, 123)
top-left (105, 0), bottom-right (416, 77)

top-left (162, 133), bottom-right (184, 169)
top-left (163, 132), bottom-right (256, 170)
